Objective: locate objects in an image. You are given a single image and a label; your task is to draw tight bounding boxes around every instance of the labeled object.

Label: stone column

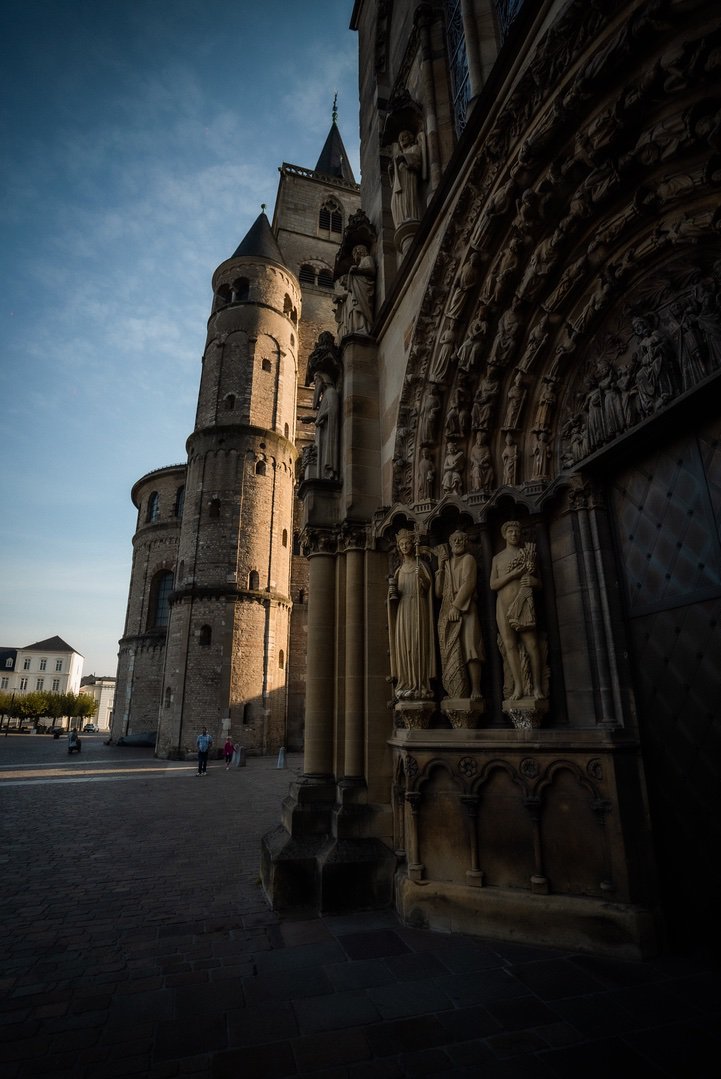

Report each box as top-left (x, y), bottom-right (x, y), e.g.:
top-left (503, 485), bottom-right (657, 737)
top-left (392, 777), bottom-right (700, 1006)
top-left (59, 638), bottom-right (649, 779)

top-left (303, 535), bottom-right (337, 778)
top-left (460, 0), bottom-right (483, 109)
top-left (343, 533), bottom-right (366, 780)
top-left (416, 7), bottom-right (442, 192)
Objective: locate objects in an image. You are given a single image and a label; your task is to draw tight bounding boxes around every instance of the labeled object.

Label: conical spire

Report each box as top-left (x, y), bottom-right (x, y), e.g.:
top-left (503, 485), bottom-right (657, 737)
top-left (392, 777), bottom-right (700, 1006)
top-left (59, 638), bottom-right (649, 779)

top-left (231, 207), bottom-right (287, 264)
top-left (314, 96), bottom-right (356, 183)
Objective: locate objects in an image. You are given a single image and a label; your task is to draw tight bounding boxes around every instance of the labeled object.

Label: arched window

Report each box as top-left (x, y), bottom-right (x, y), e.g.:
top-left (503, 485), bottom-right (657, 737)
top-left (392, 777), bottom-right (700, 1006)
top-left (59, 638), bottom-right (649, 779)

top-left (231, 277), bottom-right (249, 302)
top-left (174, 486), bottom-right (185, 518)
top-left (299, 264), bottom-right (315, 284)
top-left (225, 394), bottom-right (236, 410)
top-left (318, 268), bottom-right (334, 288)
top-left (278, 649), bottom-right (285, 670)
top-left (293, 531), bottom-right (301, 556)
top-left (214, 283), bottom-right (231, 310)
top-left (199, 625), bottom-right (212, 646)
top-left (282, 528), bottom-right (288, 547)
top-left (284, 423), bottom-right (289, 439)
top-left (177, 560), bottom-right (184, 584)
top-left (290, 333), bottom-right (295, 347)
top-left (262, 358), bottom-right (272, 372)
top-left (148, 570), bottom-right (174, 629)
top-left (164, 686), bottom-right (172, 707)
top-left (146, 492), bottom-right (160, 523)
top-left (255, 460), bottom-right (266, 476)
top-left (209, 498), bottom-right (221, 518)
top-left (319, 198), bottom-right (343, 235)
top-left (298, 588), bottom-right (305, 604)
top-left (249, 570), bottom-right (260, 591)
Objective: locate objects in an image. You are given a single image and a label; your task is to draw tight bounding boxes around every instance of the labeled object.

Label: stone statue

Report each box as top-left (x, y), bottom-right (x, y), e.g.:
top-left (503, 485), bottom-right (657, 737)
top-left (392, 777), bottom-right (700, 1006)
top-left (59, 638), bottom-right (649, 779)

top-left (389, 130), bottom-right (424, 229)
top-left (490, 521), bottom-right (545, 701)
top-left (531, 431), bottom-right (551, 478)
top-left (447, 252), bottom-right (482, 321)
top-left (387, 529), bottom-right (436, 701)
top-left (335, 245), bottom-right (376, 339)
top-left (428, 325), bottom-right (457, 384)
top-left (457, 308), bottom-right (489, 373)
top-left (502, 433), bottom-right (518, 486)
top-left (471, 369), bottom-right (499, 431)
top-left (418, 385), bottom-right (442, 445)
top-left (435, 531), bottom-right (484, 700)
top-left (417, 447), bottom-right (435, 501)
top-left (311, 370), bottom-right (340, 480)
top-left (632, 314), bottom-right (676, 416)
top-left (470, 431), bottom-right (494, 491)
top-left (502, 369), bottom-right (526, 430)
top-left (441, 440), bottom-right (465, 497)
top-left (694, 278), bottom-right (721, 369)
top-left (669, 299), bottom-right (708, 390)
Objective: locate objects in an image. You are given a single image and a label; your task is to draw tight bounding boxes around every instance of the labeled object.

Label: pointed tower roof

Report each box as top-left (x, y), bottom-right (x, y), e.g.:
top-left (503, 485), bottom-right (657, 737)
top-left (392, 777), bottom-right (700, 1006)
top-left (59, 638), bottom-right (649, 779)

top-left (231, 209), bottom-right (287, 265)
top-left (314, 95), bottom-right (356, 182)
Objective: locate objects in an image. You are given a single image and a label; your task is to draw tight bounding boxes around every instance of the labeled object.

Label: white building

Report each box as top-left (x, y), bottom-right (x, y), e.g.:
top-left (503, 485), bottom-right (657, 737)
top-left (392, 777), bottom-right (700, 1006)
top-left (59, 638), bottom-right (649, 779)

top-left (79, 676), bottom-right (115, 730)
top-left (1, 636), bottom-right (83, 696)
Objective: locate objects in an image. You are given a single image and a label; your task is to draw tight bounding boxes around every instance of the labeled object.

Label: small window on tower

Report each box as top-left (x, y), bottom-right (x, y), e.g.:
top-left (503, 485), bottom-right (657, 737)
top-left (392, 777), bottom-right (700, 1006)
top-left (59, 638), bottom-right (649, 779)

top-left (146, 492), bottom-right (160, 523)
top-left (214, 283), bottom-right (231, 310)
top-left (262, 358), bottom-right (271, 372)
top-left (255, 460), bottom-right (266, 476)
top-left (278, 649), bottom-right (285, 670)
top-left (225, 394), bottom-right (236, 410)
top-left (174, 486), bottom-right (185, 518)
top-left (299, 264), bottom-right (315, 284)
top-left (282, 528), bottom-right (288, 547)
top-left (249, 570), bottom-right (260, 591)
top-left (164, 687), bottom-right (172, 707)
top-left (231, 277), bottom-right (249, 302)
top-left (209, 498), bottom-right (221, 518)
top-left (318, 268), bottom-right (334, 288)
top-left (199, 625), bottom-right (212, 646)
top-left (284, 423), bottom-right (289, 438)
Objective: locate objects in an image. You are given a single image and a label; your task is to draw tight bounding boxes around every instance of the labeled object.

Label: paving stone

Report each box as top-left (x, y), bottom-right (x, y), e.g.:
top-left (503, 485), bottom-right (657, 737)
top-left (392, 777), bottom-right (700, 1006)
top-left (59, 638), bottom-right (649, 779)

top-left (254, 940), bottom-right (347, 973)
top-left (542, 1036), bottom-right (669, 1077)
top-left (243, 966), bottom-right (334, 1003)
top-left (152, 1014), bottom-right (227, 1061)
top-left (293, 989), bottom-right (381, 1034)
top-left (291, 1026), bottom-right (370, 1071)
top-left (367, 978), bottom-right (454, 1020)
top-left (337, 930), bottom-right (410, 960)
top-left (487, 995), bottom-right (562, 1030)
top-left (436, 968), bottom-right (531, 1007)
top-left (435, 1003), bottom-right (504, 1042)
top-left (325, 957), bottom-right (397, 992)
top-left (227, 1003), bottom-right (299, 1047)
top-left (363, 1014), bottom-right (449, 1056)
top-left (211, 1041), bottom-right (296, 1079)
top-left (509, 958), bottom-right (608, 1000)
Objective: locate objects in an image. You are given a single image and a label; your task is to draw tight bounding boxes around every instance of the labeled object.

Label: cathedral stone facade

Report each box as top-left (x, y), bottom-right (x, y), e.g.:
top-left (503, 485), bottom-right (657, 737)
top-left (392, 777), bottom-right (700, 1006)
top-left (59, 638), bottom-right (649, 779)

top-left (261, 0), bottom-right (721, 958)
top-left (116, 0), bottom-right (720, 957)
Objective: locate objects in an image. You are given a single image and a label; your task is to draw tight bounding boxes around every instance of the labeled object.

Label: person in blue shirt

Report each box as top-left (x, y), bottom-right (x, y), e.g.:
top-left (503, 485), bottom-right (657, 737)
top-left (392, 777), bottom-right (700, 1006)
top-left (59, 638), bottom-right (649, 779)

top-left (196, 726), bottom-right (213, 775)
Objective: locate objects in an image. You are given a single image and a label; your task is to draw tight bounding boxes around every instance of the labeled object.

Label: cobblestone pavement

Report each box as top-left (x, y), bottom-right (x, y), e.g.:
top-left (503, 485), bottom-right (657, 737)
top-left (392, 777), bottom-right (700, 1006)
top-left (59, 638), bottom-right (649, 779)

top-left (0, 735), bottom-right (718, 1078)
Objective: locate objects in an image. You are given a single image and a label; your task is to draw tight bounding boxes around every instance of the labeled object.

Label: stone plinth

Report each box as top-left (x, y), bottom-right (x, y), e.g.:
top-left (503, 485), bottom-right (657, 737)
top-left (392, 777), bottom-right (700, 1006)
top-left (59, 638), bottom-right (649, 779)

top-left (502, 698), bottom-right (550, 730)
top-left (441, 698), bottom-right (485, 729)
top-left (394, 700), bottom-right (435, 730)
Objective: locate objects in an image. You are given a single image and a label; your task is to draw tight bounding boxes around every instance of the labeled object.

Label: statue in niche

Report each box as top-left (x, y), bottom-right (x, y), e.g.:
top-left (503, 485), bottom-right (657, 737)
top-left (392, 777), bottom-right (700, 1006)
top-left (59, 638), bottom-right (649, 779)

top-left (457, 307), bottom-right (489, 373)
top-left (491, 235), bottom-right (523, 302)
top-left (447, 252), bottom-right (482, 321)
top-left (310, 370), bottom-right (340, 480)
top-left (470, 174), bottom-right (516, 250)
top-left (517, 229), bottom-right (563, 302)
top-left (631, 314), bottom-right (676, 416)
top-left (389, 130), bottom-right (425, 230)
top-left (441, 439), bottom-right (465, 497)
top-left (695, 277), bottom-right (721, 369)
top-left (502, 433), bottom-right (518, 486)
top-left (490, 521), bottom-right (545, 701)
top-left (669, 298), bottom-right (708, 390)
top-left (387, 529), bottom-right (436, 701)
top-left (595, 357), bottom-right (625, 440)
top-left (518, 311), bottom-right (549, 371)
top-left (502, 369), bottom-right (527, 429)
top-left (471, 369), bottom-right (499, 430)
top-left (470, 431), bottom-right (494, 491)
top-left (334, 245), bottom-right (376, 339)
top-left (490, 295), bottom-right (524, 367)
top-left (514, 188), bottom-right (538, 235)
top-left (428, 325), bottom-right (457, 384)
top-left (418, 384), bottom-right (442, 445)
top-left (435, 531), bottom-right (484, 700)
top-left (417, 448), bottom-right (435, 501)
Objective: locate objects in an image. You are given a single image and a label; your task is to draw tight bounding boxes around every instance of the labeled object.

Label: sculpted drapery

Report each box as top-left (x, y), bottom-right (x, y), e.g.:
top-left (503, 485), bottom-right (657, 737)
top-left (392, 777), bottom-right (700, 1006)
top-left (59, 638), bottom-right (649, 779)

top-left (387, 530), bottom-right (436, 701)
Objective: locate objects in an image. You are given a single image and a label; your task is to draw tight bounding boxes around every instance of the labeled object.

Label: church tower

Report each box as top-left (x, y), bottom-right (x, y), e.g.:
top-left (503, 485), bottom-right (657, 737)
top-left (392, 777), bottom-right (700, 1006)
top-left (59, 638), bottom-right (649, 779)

top-left (156, 212), bottom-right (301, 757)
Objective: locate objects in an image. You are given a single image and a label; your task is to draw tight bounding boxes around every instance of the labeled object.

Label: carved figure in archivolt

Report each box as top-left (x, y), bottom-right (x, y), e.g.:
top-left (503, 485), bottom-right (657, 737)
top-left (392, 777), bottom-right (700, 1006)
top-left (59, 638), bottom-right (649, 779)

top-left (417, 448), bottom-right (436, 501)
top-left (389, 130), bottom-right (425, 230)
top-left (470, 432), bottom-right (494, 491)
top-left (695, 277), bottom-right (721, 369)
top-left (533, 378), bottom-right (557, 432)
top-left (472, 369), bottom-right (499, 430)
top-left (531, 431), bottom-right (551, 479)
top-left (503, 369), bottom-right (526, 430)
top-left (445, 384), bottom-right (471, 439)
top-left (435, 531), bottom-right (484, 701)
top-left (490, 521), bottom-right (546, 702)
top-left (502, 434), bottom-right (518, 486)
top-left (441, 440), bottom-right (465, 497)
top-left (447, 252), bottom-right (482, 321)
top-left (428, 325), bottom-right (457, 384)
top-left (418, 384), bottom-right (442, 445)
top-left (387, 530), bottom-right (436, 702)
top-left (457, 308), bottom-right (489, 373)
top-left (632, 314), bottom-right (676, 416)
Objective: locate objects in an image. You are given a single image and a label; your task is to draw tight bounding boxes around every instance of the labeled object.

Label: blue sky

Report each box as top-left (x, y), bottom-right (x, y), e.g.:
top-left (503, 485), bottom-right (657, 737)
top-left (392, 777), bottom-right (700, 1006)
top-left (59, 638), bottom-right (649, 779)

top-left (0, 0), bottom-right (360, 676)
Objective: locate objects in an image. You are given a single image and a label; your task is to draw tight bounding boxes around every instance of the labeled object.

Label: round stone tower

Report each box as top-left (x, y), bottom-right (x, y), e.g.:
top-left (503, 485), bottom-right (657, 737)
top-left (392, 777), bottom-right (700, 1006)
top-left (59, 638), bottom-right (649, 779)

top-left (156, 212), bottom-right (301, 757)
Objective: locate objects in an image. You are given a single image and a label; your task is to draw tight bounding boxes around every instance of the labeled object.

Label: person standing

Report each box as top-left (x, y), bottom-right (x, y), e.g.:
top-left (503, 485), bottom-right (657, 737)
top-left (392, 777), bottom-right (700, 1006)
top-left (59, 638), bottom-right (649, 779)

top-left (223, 736), bottom-right (234, 770)
top-left (196, 726), bottom-right (213, 775)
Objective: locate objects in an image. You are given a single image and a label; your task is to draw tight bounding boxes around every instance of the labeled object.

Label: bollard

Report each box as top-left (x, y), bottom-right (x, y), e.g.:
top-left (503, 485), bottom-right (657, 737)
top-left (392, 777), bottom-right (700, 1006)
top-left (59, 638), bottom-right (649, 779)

top-left (276, 746), bottom-right (286, 769)
top-left (234, 744), bottom-right (246, 768)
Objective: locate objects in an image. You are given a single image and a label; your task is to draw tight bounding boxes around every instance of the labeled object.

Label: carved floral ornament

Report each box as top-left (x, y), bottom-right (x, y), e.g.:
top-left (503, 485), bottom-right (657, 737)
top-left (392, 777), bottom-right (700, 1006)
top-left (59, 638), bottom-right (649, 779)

top-left (391, 1), bottom-right (721, 507)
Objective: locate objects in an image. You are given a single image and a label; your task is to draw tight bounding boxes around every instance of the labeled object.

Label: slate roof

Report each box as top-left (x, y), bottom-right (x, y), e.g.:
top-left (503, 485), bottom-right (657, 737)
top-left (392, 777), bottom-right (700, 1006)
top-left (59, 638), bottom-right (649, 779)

top-left (231, 211), bottom-right (287, 265)
top-left (22, 636), bottom-right (82, 655)
top-left (314, 121), bottom-right (356, 183)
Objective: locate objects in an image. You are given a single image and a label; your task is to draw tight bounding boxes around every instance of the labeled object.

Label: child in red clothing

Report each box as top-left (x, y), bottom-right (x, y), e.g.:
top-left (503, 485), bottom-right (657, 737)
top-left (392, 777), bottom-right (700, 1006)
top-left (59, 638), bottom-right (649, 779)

top-left (223, 737), bottom-right (234, 770)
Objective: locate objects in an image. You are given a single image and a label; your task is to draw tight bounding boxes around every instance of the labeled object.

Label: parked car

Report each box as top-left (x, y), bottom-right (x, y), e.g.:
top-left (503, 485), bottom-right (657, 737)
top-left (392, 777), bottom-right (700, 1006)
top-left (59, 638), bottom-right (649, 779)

top-left (82, 724), bottom-right (98, 733)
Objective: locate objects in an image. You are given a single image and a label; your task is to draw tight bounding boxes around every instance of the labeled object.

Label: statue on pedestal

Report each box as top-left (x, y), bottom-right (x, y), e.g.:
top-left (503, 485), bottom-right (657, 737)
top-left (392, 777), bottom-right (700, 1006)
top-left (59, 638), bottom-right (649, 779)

top-left (490, 521), bottom-right (546, 702)
top-left (387, 530), bottom-right (436, 701)
top-left (435, 531), bottom-right (484, 701)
